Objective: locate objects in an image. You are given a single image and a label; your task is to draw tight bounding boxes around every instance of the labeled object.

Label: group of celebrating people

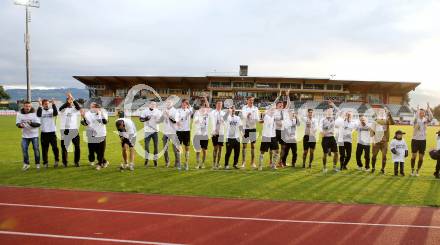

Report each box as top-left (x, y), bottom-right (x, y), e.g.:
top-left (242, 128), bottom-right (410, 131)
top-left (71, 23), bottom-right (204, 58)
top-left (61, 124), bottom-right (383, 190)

top-left (15, 91), bottom-right (440, 178)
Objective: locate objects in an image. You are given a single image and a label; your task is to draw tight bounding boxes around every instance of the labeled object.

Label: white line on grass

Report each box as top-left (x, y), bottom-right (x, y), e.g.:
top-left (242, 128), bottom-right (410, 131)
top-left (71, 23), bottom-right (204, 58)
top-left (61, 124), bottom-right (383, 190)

top-left (0, 230), bottom-right (185, 245)
top-left (1, 202), bottom-right (439, 230)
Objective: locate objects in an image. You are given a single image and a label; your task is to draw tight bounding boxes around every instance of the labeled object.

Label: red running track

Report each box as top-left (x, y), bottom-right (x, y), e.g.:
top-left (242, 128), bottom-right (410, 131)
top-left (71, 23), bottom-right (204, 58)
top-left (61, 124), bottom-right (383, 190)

top-left (0, 186), bottom-right (439, 245)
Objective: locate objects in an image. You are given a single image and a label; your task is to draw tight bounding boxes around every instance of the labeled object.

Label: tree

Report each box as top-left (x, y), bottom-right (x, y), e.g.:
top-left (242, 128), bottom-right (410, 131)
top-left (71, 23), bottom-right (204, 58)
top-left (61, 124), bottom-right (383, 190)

top-left (433, 104), bottom-right (440, 121)
top-left (0, 86), bottom-right (10, 100)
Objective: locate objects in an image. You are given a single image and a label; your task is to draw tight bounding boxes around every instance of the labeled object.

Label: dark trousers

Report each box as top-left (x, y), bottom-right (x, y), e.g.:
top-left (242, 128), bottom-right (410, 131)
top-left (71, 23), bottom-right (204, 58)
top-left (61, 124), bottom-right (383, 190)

top-left (435, 160), bottom-right (440, 175)
top-left (145, 132), bottom-right (159, 166)
top-left (225, 138), bottom-right (240, 167)
top-left (61, 129), bottom-right (81, 165)
top-left (339, 142), bottom-right (352, 169)
top-left (88, 137), bottom-right (106, 165)
top-left (394, 162), bottom-right (404, 175)
top-left (282, 143), bottom-right (297, 167)
top-left (356, 143), bottom-right (370, 169)
top-left (41, 132), bottom-right (59, 164)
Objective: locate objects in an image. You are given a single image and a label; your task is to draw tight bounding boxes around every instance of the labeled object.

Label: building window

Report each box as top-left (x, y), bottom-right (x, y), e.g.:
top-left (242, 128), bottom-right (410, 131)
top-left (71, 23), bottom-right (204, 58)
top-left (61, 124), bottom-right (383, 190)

top-left (346, 94), bottom-right (365, 102)
top-left (210, 81), bottom-right (232, 88)
top-left (303, 84), bottom-right (324, 90)
top-left (236, 91), bottom-right (256, 98)
top-left (256, 92), bottom-right (278, 100)
top-left (301, 93), bottom-right (314, 100)
top-left (212, 91), bottom-right (233, 98)
top-left (326, 84), bottom-right (342, 90)
top-left (280, 83), bottom-right (301, 89)
top-left (256, 83), bottom-right (278, 88)
top-left (233, 82), bottom-right (254, 88)
top-left (324, 95), bottom-right (345, 101)
top-left (116, 88), bottom-right (128, 97)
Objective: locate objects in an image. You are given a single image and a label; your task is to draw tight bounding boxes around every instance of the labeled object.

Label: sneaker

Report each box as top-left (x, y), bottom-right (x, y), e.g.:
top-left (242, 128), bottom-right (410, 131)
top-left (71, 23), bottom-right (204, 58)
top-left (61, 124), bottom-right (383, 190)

top-left (241, 163), bottom-right (246, 169)
top-left (400, 172), bottom-right (405, 177)
top-left (251, 163), bottom-right (257, 169)
top-left (74, 162), bottom-right (80, 167)
top-left (103, 161), bottom-right (109, 168)
top-left (165, 162), bottom-right (170, 168)
top-left (43, 164), bottom-right (48, 169)
top-left (96, 165), bottom-right (102, 171)
top-left (415, 171), bottom-right (419, 177)
top-left (334, 167), bottom-right (340, 172)
top-left (380, 169), bottom-right (385, 175)
top-left (364, 168), bottom-right (370, 172)
top-left (411, 169), bottom-right (415, 176)
top-left (258, 166), bottom-right (263, 171)
top-left (371, 168), bottom-right (375, 173)
top-left (308, 164), bottom-right (312, 169)
top-left (225, 166), bottom-right (230, 170)
top-left (201, 164), bottom-right (205, 169)
top-left (357, 166), bottom-right (363, 171)
top-left (144, 160), bottom-right (149, 167)
top-left (233, 165), bottom-right (239, 170)
top-left (22, 164), bottom-right (30, 171)
top-left (89, 162), bottom-right (95, 166)
top-left (129, 164), bottom-right (135, 171)
top-left (36, 164), bottom-right (40, 170)
top-left (272, 165), bottom-right (277, 170)
top-left (185, 165), bottom-right (189, 171)
top-left (323, 168), bottom-right (328, 174)
top-left (54, 161), bottom-right (59, 168)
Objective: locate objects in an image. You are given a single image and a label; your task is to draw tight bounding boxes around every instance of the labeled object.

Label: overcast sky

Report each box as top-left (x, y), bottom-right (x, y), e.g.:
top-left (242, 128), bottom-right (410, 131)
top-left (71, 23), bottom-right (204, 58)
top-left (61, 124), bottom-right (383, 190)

top-left (1, 0), bottom-right (439, 106)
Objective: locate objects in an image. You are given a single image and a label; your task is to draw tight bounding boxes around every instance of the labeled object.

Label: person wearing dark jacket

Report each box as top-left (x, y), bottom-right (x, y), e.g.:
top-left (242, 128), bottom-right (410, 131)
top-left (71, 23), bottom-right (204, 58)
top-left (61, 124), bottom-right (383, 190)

top-left (37, 98), bottom-right (59, 168)
top-left (59, 93), bottom-right (81, 167)
top-left (16, 101), bottom-right (41, 171)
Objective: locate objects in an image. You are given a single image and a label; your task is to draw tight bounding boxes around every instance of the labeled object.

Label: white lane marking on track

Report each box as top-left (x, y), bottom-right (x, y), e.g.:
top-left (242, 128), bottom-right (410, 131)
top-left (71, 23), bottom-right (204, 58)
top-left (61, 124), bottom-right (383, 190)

top-left (0, 202), bottom-right (439, 230)
top-left (0, 230), bottom-right (185, 245)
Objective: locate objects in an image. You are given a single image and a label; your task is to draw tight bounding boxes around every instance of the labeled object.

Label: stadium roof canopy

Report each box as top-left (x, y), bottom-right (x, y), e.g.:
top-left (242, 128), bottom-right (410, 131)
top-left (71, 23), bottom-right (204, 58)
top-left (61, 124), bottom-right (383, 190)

top-left (73, 75), bottom-right (420, 93)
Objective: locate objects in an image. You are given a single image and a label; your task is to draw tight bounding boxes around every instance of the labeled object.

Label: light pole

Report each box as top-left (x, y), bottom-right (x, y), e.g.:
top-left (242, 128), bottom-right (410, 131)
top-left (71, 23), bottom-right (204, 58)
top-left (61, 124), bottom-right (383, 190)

top-left (14, 0), bottom-right (40, 102)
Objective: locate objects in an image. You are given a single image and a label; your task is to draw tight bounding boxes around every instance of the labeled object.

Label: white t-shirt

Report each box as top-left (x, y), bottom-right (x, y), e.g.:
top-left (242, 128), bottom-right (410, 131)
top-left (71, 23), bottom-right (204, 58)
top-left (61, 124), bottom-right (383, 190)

top-left (282, 117), bottom-right (299, 143)
top-left (115, 118), bottom-right (136, 139)
top-left (16, 112), bottom-right (40, 138)
top-left (412, 118), bottom-right (428, 140)
top-left (241, 105), bottom-right (260, 129)
top-left (390, 139), bottom-right (408, 162)
top-left (140, 108), bottom-right (162, 133)
top-left (274, 110), bottom-right (286, 130)
top-left (336, 118), bottom-right (358, 144)
top-left (262, 114), bottom-right (276, 138)
top-left (39, 107), bottom-right (57, 133)
top-left (177, 107), bottom-right (193, 132)
top-left (84, 110), bottom-right (108, 138)
top-left (225, 115), bottom-right (242, 139)
top-left (303, 117), bottom-right (318, 142)
top-left (209, 109), bottom-right (226, 136)
top-left (193, 109), bottom-right (210, 136)
top-left (162, 107), bottom-right (180, 135)
top-left (320, 117), bottom-right (336, 137)
top-left (357, 123), bottom-right (372, 146)
top-left (59, 107), bottom-right (80, 130)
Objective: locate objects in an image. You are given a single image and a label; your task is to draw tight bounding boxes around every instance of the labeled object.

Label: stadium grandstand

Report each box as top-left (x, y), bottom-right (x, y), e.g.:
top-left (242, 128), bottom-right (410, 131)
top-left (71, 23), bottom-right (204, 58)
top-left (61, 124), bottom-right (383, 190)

top-left (74, 70), bottom-right (419, 124)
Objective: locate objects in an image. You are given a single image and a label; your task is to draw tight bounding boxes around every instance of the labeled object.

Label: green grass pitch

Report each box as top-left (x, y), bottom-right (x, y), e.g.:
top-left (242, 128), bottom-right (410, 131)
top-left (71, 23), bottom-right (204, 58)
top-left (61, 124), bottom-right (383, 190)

top-left (0, 116), bottom-right (440, 207)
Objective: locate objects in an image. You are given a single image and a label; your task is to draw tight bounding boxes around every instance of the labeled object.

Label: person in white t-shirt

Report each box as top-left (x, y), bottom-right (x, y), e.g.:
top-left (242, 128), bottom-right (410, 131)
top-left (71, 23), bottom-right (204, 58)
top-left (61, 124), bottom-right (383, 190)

top-left (281, 109), bottom-right (300, 168)
top-left (16, 101), bottom-right (41, 171)
top-left (335, 110), bottom-right (357, 170)
top-left (355, 116), bottom-right (373, 171)
top-left (302, 109), bottom-right (318, 168)
top-left (115, 112), bottom-right (137, 171)
top-left (161, 97), bottom-right (181, 169)
top-left (240, 96), bottom-right (260, 169)
top-left (209, 100), bottom-right (226, 169)
top-left (259, 107), bottom-right (279, 170)
top-left (410, 103), bottom-right (433, 176)
top-left (37, 98), bottom-right (59, 168)
top-left (319, 101), bottom-right (340, 173)
top-left (59, 92), bottom-right (81, 167)
top-left (140, 101), bottom-right (162, 168)
top-left (430, 131), bottom-right (440, 179)
top-left (177, 99), bottom-right (193, 171)
top-left (390, 130), bottom-right (408, 176)
top-left (193, 97), bottom-right (211, 169)
top-left (224, 106), bottom-right (242, 169)
top-left (81, 102), bottom-right (109, 170)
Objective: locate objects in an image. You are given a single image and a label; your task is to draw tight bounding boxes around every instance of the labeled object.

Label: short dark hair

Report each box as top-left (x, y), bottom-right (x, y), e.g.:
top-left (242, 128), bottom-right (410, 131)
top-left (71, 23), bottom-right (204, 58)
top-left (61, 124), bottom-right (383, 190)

top-left (247, 96), bottom-right (254, 100)
top-left (118, 111), bottom-right (125, 118)
top-left (115, 119), bottom-right (125, 128)
top-left (41, 99), bottom-right (49, 104)
top-left (23, 101), bottom-right (31, 105)
top-left (308, 109), bottom-right (314, 113)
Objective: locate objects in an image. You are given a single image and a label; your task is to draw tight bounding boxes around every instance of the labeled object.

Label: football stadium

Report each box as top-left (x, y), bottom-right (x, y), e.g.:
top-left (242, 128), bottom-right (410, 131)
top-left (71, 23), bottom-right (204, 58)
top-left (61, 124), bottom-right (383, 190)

top-left (2, 1), bottom-right (440, 244)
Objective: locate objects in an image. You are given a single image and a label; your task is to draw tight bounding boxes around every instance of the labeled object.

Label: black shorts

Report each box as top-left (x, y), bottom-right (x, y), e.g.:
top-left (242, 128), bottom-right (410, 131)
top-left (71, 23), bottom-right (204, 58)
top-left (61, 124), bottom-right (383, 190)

top-left (411, 139), bottom-right (426, 154)
top-left (193, 135), bottom-right (209, 150)
top-left (303, 135), bottom-right (316, 150)
top-left (321, 136), bottom-right (338, 153)
top-left (260, 137), bottom-right (279, 152)
top-left (177, 131), bottom-right (190, 146)
top-left (243, 128), bottom-right (257, 144)
top-left (276, 129), bottom-right (285, 145)
top-left (211, 135), bottom-right (224, 147)
top-left (121, 136), bottom-right (136, 148)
